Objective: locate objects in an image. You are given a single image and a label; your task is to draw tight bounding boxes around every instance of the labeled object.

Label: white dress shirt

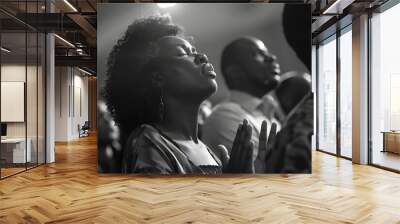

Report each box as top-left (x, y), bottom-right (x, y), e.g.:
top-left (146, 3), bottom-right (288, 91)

top-left (260, 92), bottom-right (285, 126)
top-left (202, 91), bottom-right (275, 172)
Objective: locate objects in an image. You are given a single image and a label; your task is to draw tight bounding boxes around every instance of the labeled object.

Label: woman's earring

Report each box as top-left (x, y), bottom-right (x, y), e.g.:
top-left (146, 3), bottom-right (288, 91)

top-left (152, 72), bottom-right (165, 121)
top-left (158, 90), bottom-right (165, 121)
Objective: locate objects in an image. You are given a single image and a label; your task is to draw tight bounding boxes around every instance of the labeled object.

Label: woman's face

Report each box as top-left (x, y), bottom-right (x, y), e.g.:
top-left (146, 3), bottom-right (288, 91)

top-left (155, 36), bottom-right (217, 102)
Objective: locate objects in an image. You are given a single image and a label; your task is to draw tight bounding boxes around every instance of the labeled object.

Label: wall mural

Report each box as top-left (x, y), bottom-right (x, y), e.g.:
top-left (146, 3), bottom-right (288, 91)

top-left (97, 3), bottom-right (312, 174)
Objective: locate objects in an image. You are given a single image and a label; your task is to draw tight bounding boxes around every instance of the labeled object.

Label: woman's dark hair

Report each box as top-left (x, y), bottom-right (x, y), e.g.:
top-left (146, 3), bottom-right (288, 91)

top-left (282, 4), bottom-right (311, 71)
top-left (103, 15), bottom-right (183, 142)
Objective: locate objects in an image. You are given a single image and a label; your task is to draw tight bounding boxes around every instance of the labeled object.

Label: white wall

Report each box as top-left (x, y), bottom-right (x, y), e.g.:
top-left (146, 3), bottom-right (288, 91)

top-left (55, 66), bottom-right (89, 141)
top-left (1, 64), bottom-right (41, 137)
top-left (72, 72), bottom-right (89, 138)
top-left (1, 65), bottom-right (26, 139)
top-left (55, 66), bottom-right (69, 141)
top-left (1, 63), bottom-right (46, 163)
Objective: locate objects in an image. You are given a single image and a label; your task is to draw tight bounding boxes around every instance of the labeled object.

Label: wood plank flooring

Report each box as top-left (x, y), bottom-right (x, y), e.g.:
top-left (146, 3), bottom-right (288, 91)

top-left (1, 135), bottom-right (400, 223)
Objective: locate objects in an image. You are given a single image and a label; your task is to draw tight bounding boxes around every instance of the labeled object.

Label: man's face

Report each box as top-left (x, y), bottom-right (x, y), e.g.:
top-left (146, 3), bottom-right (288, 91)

top-left (240, 39), bottom-right (280, 90)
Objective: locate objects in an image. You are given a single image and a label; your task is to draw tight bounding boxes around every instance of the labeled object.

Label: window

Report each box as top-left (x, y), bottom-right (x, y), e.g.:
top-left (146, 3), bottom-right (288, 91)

top-left (317, 25), bottom-right (353, 159)
top-left (370, 2), bottom-right (400, 171)
top-left (339, 27), bottom-right (352, 158)
top-left (317, 35), bottom-right (337, 154)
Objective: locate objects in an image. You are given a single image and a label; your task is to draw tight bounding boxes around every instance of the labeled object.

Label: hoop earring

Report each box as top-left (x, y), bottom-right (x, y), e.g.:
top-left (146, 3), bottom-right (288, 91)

top-left (158, 89), bottom-right (165, 121)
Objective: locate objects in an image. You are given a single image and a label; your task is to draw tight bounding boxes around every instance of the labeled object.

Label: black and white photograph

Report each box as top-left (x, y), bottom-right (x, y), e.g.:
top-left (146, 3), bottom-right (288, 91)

top-left (97, 3), bottom-right (312, 174)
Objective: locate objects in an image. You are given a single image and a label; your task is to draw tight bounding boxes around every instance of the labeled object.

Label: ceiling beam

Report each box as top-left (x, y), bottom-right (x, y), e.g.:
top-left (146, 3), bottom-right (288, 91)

top-left (55, 55), bottom-right (96, 72)
top-left (67, 13), bottom-right (97, 39)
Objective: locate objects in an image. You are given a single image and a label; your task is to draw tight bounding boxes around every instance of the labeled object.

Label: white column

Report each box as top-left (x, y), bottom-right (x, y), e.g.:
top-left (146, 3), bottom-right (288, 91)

top-left (45, 1), bottom-right (55, 163)
top-left (46, 33), bottom-right (55, 163)
top-left (55, 67), bottom-right (74, 141)
top-left (352, 14), bottom-right (369, 164)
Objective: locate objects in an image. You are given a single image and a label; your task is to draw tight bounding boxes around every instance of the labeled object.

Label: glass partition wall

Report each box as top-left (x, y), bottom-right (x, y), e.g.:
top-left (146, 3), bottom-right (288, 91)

top-left (0, 2), bottom-right (46, 179)
top-left (316, 25), bottom-right (353, 159)
top-left (0, 30), bottom-right (27, 177)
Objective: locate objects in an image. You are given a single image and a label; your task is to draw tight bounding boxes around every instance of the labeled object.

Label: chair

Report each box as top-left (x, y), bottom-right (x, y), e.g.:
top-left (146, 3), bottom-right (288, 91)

top-left (78, 121), bottom-right (90, 138)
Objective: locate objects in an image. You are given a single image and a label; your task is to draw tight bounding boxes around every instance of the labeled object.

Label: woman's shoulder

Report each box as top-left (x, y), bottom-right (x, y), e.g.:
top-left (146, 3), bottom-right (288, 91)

top-left (124, 124), bottom-right (168, 164)
top-left (125, 124), bottom-right (161, 147)
top-left (123, 124), bottom-right (178, 174)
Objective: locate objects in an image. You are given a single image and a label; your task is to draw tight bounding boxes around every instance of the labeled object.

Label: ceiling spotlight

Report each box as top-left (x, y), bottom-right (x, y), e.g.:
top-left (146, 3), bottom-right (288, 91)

top-left (1, 47), bottom-right (11, 53)
top-left (157, 3), bottom-right (176, 9)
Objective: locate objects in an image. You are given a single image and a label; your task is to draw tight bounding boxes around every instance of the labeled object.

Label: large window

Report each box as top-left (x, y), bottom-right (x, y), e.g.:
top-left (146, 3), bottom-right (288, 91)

top-left (370, 2), bottom-right (400, 171)
top-left (317, 24), bottom-right (353, 159)
top-left (317, 35), bottom-right (337, 154)
top-left (339, 27), bottom-right (352, 158)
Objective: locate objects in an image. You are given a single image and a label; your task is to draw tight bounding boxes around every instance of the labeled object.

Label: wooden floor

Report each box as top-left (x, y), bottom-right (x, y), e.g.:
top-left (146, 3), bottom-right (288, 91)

top-left (1, 163), bottom-right (45, 178)
top-left (372, 150), bottom-right (400, 171)
top-left (1, 167), bottom-right (26, 178)
top-left (1, 135), bottom-right (400, 223)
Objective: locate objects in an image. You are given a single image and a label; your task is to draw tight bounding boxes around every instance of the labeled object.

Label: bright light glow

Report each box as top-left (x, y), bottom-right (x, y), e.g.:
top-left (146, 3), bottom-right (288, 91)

top-left (54, 34), bottom-right (75, 48)
top-left (63, 0), bottom-right (78, 12)
top-left (157, 3), bottom-right (176, 9)
top-left (1, 47), bottom-right (11, 53)
top-left (78, 67), bottom-right (92, 76)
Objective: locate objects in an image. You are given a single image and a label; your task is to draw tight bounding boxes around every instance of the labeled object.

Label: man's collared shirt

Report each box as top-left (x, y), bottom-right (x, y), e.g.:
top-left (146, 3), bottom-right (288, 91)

top-left (260, 92), bottom-right (285, 126)
top-left (202, 91), bottom-right (272, 165)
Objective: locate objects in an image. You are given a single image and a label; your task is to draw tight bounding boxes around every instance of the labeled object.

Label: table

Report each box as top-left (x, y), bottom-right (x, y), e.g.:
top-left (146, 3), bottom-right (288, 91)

top-left (1, 138), bottom-right (31, 163)
top-left (382, 131), bottom-right (400, 154)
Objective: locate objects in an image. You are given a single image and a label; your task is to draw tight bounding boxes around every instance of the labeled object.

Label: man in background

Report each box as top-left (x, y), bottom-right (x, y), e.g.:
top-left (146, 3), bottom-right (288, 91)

top-left (202, 37), bottom-right (280, 172)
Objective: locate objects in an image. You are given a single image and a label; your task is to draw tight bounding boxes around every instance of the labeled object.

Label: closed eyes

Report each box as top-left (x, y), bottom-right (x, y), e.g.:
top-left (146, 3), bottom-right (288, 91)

top-left (254, 53), bottom-right (264, 61)
top-left (177, 50), bottom-right (188, 57)
top-left (177, 45), bottom-right (197, 57)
